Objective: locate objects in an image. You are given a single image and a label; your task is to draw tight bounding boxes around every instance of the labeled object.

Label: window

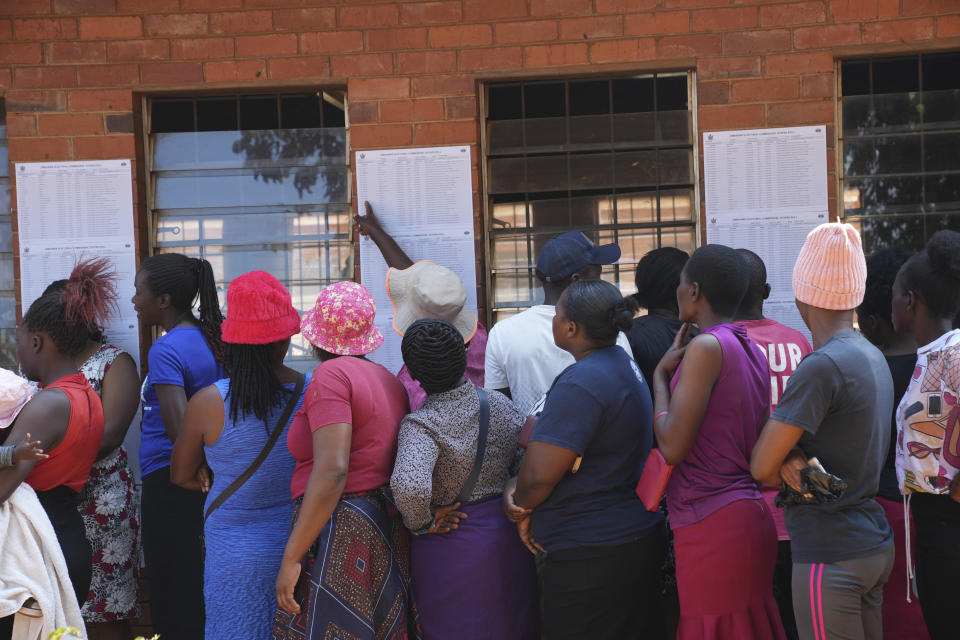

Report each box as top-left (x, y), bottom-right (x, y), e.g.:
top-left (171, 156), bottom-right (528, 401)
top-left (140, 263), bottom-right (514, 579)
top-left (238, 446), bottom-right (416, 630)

top-left (0, 103), bottom-right (15, 367)
top-left (147, 91), bottom-right (350, 367)
top-left (840, 52), bottom-right (960, 253)
top-left (483, 74), bottom-right (697, 322)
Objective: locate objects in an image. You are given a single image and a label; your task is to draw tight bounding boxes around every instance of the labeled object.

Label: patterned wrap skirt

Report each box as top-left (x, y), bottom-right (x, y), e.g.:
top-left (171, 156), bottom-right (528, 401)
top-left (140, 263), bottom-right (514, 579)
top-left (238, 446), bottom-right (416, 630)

top-left (273, 487), bottom-right (422, 640)
top-left (78, 447), bottom-right (142, 622)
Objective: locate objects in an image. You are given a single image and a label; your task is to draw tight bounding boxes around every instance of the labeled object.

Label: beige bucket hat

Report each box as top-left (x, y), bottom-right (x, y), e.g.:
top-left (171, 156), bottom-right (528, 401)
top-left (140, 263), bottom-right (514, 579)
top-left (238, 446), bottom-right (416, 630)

top-left (386, 260), bottom-right (477, 342)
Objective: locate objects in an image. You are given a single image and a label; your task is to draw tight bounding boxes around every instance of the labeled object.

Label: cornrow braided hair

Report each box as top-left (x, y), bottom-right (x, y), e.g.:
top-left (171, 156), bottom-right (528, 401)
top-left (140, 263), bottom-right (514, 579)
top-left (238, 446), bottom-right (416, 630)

top-left (140, 253), bottom-right (225, 364)
top-left (24, 258), bottom-right (119, 358)
top-left (224, 342), bottom-right (291, 426)
top-left (401, 319), bottom-right (466, 396)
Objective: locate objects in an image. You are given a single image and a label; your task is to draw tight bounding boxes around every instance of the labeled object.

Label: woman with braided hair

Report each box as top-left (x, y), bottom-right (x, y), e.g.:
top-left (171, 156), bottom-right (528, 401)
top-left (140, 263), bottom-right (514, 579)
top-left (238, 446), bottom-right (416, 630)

top-left (0, 259), bottom-right (111, 634)
top-left (390, 319), bottom-right (538, 640)
top-left (132, 252), bottom-right (224, 640)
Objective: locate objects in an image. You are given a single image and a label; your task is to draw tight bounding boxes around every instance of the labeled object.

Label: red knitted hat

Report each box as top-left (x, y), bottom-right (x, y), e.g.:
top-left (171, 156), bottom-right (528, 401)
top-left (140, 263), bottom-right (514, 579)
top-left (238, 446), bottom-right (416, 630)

top-left (221, 271), bottom-right (301, 345)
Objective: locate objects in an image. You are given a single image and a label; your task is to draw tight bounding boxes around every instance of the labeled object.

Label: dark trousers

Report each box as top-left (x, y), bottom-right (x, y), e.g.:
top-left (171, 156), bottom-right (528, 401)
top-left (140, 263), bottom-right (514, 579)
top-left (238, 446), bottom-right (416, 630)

top-left (912, 493), bottom-right (960, 640)
top-left (537, 524), bottom-right (667, 640)
top-left (773, 540), bottom-right (799, 640)
top-left (141, 466), bottom-right (205, 640)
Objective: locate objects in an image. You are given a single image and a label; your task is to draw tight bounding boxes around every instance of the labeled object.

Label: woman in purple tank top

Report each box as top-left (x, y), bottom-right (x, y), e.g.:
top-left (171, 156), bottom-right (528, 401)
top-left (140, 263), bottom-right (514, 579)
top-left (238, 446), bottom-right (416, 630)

top-left (651, 244), bottom-right (786, 640)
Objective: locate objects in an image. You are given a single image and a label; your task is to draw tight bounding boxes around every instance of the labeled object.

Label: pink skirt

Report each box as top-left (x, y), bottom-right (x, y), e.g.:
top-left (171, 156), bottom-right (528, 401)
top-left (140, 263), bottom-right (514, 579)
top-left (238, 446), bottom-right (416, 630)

top-left (673, 498), bottom-right (787, 640)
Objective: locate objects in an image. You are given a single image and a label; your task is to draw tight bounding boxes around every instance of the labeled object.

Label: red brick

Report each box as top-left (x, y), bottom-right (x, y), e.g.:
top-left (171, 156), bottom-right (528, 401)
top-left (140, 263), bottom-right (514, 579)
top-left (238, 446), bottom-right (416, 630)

top-left (46, 41), bottom-right (107, 63)
top-left (531, 0), bottom-right (592, 18)
top-left (802, 74), bottom-right (834, 99)
top-left (766, 51), bottom-right (834, 75)
top-left (658, 34), bottom-right (722, 58)
top-left (665, 0), bottom-right (727, 6)
top-left (463, 0), bottom-right (527, 21)
top-left (144, 14), bottom-right (209, 36)
top-left (117, 0), bottom-right (170, 11)
top-left (759, 2), bottom-right (827, 27)
top-left (140, 62), bottom-right (203, 85)
top-left (446, 96), bottom-right (477, 119)
top-left (301, 31), bottom-right (364, 54)
top-left (0, 43), bottom-right (42, 64)
top-left (108, 39), bottom-right (170, 61)
top-left (429, 24), bottom-right (492, 48)
top-left (380, 98), bottom-right (445, 123)
top-left (524, 43), bottom-right (589, 67)
top-left (558, 16), bottom-right (623, 40)
top-left (273, 8), bottom-right (336, 31)
top-left (68, 89), bottom-right (131, 111)
top-left (79, 16), bottom-right (142, 39)
top-left (625, 11), bottom-right (689, 36)
top-left (414, 121), bottom-right (477, 145)
top-left (204, 59), bottom-right (266, 83)
top-left (412, 74), bottom-right (473, 97)
top-left (863, 18), bottom-right (935, 44)
top-left (54, 0), bottom-right (114, 14)
top-left (698, 81), bottom-right (728, 105)
top-left (903, 0), bottom-right (960, 16)
top-left (209, 11), bottom-right (272, 34)
top-left (731, 77), bottom-right (800, 102)
top-left (368, 28), bottom-right (428, 51)
top-left (74, 135), bottom-right (136, 160)
top-left (235, 34), bottom-right (297, 57)
top-left (698, 55), bottom-right (760, 79)
top-left (401, 2), bottom-right (461, 25)
top-left (495, 20), bottom-right (557, 44)
top-left (9, 138), bottom-right (72, 163)
top-left (6, 90), bottom-right (68, 112)
top-left (692, 7), bottom-right (757, 31)
top-left (7, 114), bottom-right (37, 137)
top-left (590, 38), bottom-right (657, 63)
top-left (698, 104), bottom-right (764, 131)
top-left (38, 113), bottom-right (103, 136)
top-left (793, 24), bottom-right (861, 49)
top-left (397, 50), bottom-right (457, 74)
top-left (596, 0), bottom-right (659, 11)
top-left (938, 15), bottom-right (960, 37)
top-left (460, 46), bottom-right (522, 71)
top-left (76, 64), bottom-right (139, 87)
top-left (181, 0), bottom-right (242, 8)
top-left (338, 5), bottom-right (398, 29)
top-left (829, 0), bottom-right (878, 21)
top-left (348, 101), bottom-right (378, 124)
top-left (13, 18), bottom-right (78, 40)
top-left (14, 66), bottom-right (77, 89)
top-left (0, 70), bottom-right (10, 91)
top-left (351, 77), bottom-right (411, 100)
top-left (172, 37), bottom-right (235, 59)
top-left (244, 0), bottom-right (307, 6)
top-left (0, 20), bottom-right (11, 41)
top-left (766, 100), bottom-right (834, 126)
top-left (724, 29), bottom-right (791, 54)
top-left (331, 53), bottom-right (393, 77)
top-left (351, 123), bottom-right (412, 148)
top-left (3, 3), bottom-right (54, 17)
top-left (268, 56), bottom-right (331, 81)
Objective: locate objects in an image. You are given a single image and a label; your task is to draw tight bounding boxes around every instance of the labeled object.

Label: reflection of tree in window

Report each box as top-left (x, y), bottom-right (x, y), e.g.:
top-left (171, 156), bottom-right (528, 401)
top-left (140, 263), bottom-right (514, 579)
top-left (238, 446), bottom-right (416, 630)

top-left (232, 128), bottom-right (346, 201)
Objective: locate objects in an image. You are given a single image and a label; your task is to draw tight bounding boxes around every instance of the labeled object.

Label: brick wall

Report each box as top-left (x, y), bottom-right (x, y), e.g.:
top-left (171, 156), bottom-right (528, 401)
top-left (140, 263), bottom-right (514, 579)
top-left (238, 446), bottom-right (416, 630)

top-left (2, 0), bottom-right (959, 312)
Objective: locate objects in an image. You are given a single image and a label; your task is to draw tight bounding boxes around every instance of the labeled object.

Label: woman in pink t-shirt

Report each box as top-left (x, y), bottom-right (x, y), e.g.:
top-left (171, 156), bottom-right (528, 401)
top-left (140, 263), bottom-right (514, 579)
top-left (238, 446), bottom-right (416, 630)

top-left (273, 282), bottom-right (422, 640)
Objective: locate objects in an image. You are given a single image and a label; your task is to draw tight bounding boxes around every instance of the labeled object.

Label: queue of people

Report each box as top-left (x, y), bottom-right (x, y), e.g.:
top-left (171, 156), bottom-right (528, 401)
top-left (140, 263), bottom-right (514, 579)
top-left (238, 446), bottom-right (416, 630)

top-left (0, 219), bottom-right (958, 640)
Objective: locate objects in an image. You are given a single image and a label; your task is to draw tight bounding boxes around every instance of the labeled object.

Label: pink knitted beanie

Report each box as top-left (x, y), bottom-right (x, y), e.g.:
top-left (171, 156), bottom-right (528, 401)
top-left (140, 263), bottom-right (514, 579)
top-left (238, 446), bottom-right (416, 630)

top-left (793, 222), bottom-right (867, 311)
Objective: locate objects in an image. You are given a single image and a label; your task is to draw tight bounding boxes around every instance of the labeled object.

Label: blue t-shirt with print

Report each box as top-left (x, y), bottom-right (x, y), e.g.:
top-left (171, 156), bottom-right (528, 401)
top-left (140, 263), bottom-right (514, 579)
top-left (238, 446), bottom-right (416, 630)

top-left (139, 326), bottom-right (224, 477)
top-left (529, 345), bottom-right (663, 552)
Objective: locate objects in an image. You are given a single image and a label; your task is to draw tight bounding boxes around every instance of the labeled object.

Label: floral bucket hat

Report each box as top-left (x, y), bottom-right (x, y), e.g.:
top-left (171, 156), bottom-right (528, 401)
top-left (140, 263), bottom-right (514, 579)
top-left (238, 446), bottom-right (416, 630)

top-left (301, 281), bottom-right (384, 356)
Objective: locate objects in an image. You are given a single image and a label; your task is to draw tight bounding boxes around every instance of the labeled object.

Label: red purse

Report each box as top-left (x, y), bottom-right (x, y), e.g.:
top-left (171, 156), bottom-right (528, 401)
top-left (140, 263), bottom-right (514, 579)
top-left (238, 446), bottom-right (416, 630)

top-left (635, 449), bottom-right (674, 511)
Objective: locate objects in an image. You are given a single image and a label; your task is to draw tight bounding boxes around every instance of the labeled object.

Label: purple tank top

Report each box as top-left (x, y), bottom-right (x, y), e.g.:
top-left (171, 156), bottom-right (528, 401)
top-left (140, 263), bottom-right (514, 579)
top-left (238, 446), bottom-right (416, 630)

top-left (665, 323), bottom-right (770, 529)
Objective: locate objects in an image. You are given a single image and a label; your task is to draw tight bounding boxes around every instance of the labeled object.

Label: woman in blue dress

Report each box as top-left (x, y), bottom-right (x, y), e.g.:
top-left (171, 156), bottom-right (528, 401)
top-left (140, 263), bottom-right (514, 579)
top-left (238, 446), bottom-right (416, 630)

top-left (171, 271), bottom-right (308, 640)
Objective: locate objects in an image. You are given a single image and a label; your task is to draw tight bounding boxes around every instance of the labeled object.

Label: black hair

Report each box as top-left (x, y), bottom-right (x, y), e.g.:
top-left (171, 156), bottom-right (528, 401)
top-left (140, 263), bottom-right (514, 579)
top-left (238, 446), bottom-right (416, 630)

top-left (633, 247), bottom-right (689, 311)
top-left (735, 248), bottom-right (768, 310)
top-left (401, 319), bottom-right (466, 395)
top-left (859, 247), bottom-right (914, 328)
top-left (683, 244), bottom-right (749, 317)
top-left (24, 258), bottom-right (118, 358)
top-left (42, 278), bottom-right (104, 343)
top-left (224, 342), bottom-right (290, 425)
top-left (898, 230), bottom-right (960, 320)
top-left (562, 279), bottom-right (638, 342)
top-left (139, 253), bottom-right (224, 363)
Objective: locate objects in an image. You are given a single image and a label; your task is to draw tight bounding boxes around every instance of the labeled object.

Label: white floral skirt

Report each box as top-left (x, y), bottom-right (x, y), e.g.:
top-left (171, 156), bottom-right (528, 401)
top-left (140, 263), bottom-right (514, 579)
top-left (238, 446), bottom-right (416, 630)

top-left (77, 447), bottom-right (142, 622)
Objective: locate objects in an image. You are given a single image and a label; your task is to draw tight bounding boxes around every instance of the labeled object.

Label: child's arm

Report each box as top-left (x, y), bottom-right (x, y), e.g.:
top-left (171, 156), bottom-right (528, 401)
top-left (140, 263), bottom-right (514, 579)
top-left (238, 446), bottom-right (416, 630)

top-left (0, 433), bottom-right (48, 467)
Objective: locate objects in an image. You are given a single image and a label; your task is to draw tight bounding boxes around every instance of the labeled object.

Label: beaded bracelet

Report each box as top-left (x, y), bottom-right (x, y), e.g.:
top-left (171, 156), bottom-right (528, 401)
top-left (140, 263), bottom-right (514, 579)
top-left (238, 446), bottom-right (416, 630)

top-left (0, 445), bottom-right (14, 467)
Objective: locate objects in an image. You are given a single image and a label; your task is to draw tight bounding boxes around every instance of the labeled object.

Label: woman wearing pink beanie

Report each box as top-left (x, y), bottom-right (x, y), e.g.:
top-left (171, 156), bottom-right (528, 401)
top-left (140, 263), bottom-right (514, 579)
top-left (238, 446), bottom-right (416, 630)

top-left (752, 223), bottom-right (895, 640)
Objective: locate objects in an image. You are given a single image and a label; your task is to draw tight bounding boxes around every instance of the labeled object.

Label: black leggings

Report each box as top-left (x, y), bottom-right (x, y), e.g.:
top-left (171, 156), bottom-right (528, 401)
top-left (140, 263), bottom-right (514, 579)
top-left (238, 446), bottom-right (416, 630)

top-left (912, 493), bottom-right (960, 640)
top-left (537, 524), bottom-right (667, 640)
top-left (141, 466), bottom-right (205, 640)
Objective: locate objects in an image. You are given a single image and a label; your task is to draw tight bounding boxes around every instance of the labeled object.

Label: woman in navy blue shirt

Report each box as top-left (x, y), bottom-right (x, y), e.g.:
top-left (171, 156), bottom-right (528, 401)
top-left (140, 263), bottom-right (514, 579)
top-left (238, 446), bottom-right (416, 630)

top-left (133, 253), bottom-right (224, 640)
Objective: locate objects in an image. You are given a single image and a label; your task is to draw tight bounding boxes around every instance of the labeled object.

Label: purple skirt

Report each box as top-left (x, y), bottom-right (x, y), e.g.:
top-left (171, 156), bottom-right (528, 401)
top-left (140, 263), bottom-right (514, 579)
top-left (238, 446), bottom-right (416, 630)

top-left (410, 496), bottom-right (539, 640)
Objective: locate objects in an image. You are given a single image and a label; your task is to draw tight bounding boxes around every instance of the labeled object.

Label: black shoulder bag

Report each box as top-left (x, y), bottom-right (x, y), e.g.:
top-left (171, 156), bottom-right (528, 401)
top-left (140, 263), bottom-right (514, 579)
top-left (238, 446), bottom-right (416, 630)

top-left (454, 385), bottom-right (490, 505)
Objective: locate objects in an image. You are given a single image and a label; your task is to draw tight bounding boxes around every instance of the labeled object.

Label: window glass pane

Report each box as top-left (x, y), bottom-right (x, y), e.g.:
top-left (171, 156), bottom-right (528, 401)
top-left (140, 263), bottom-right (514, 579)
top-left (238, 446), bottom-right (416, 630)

top-left (152, 99), bottom-right (194, 133)
top-left (923, 132), bottom-right (960, 172)
top-left (843, 176), bottom-right (923, 215)
top-left (488, 85), bottom-right (522, 120)
top-left (612, 77), bottom-right (654, 113)
top-left (922, 52), bottom-right (960, 91)
top-left (921, 89), bottom-right (960, 130)
top-left (850, 215), bottom-right (926, 253)
top-left (656, 74), bottom-right (688, 111)
top-left (841, 60), bottom-right (870, 97)
top-left (153, 129), bottom-right (347, 170)
top-left (924, 174), bottom-right (960, 213)
top-left (155, 167), bottom-right (349, 209)
top-left (524, 83), bottom-right (565, 119)
top-left (872, 57), bottom-right (918, 94)
top-left (239, 96), bottom-right (279, 130)
top-left (843, 135), bottom-right (922, 176)
top-left (569, 80), bottom-right (610, 116)
top-left (197, 98), bottom-right (238, 132)
top-left (0, 125), bottom-right (8, 173)
top-left (281, 94), bottom-right (324, 129)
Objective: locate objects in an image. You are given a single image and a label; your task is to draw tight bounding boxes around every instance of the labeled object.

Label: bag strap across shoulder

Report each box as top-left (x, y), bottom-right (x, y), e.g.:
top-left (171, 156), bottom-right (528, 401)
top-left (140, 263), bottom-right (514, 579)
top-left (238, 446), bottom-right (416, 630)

top-left (204, 372), bottom-right (306, 522)
top-left (455, 385), bottom-right (490, 505)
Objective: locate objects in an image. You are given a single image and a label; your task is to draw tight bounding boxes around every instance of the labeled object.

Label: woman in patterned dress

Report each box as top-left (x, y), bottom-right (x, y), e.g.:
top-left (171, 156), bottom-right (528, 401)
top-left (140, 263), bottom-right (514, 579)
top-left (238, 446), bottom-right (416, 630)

top-left (43, 278), bottom-right (142, 640)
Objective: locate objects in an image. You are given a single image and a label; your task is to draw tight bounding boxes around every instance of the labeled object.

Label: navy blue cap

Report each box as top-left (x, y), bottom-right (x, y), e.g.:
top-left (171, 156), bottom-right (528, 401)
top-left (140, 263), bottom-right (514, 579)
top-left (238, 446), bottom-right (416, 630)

top-left (535, 231), bottom-right (621, 282)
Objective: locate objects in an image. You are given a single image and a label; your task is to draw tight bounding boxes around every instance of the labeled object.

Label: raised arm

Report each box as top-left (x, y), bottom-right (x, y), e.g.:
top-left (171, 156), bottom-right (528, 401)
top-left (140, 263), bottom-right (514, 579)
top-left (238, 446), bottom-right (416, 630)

top-left (354, 201), bottom-right (414, 270)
